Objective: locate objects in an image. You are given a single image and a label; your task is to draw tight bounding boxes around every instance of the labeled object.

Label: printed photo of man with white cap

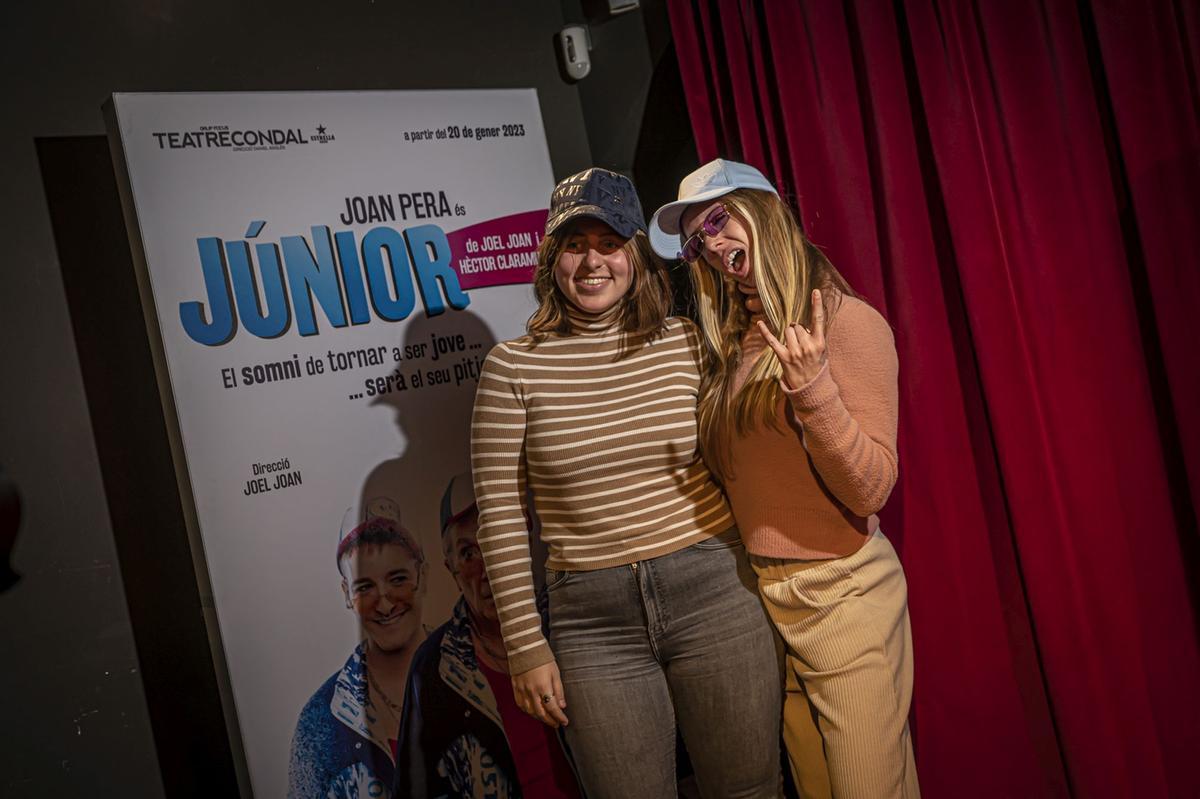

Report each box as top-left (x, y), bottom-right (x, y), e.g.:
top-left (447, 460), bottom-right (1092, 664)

top-left (288, 497), bottom-right (429, 798)
top-left (393, 472), bottom-right (580, 799)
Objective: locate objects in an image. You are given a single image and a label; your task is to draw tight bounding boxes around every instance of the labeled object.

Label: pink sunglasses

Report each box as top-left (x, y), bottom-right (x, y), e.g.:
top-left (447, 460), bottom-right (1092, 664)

top-left (678, 204), bottom-right (730, 261)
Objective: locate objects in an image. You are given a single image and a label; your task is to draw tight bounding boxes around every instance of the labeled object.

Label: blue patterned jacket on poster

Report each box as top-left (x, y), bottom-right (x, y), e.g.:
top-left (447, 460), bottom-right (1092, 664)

top-left (393, 597), bottom-right (522, 799)
top-left (288, 642), bottom-right (396, 798)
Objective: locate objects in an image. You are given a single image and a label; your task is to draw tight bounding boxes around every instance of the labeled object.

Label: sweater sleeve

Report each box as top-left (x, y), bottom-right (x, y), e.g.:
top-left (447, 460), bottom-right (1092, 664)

top-left (470, 342), bottom-right (554, 675)
top-left (781, 300), bottom-right (899, 518)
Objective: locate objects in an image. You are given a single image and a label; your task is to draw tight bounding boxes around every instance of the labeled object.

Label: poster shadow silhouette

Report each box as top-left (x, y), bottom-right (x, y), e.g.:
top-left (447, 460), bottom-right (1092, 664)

top-left (357, 308), bottom-right (500, 624)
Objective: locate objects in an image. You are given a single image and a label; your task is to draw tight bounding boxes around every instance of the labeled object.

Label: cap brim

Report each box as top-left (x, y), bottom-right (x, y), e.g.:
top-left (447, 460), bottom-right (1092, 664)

top-left (648, 185), bottom-right (739, 259)
top-left (546, 204), bottom-right (643, 240)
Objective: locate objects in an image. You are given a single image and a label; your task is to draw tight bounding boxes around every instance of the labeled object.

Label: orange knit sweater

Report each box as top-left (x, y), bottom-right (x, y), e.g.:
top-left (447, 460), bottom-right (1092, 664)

top-left (725, 294), bottom-right (899, 559)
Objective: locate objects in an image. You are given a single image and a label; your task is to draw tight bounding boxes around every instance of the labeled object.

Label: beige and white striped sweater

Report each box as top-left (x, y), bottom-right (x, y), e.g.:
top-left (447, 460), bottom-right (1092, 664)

top-left (470, 310), bottom-right (734, 674)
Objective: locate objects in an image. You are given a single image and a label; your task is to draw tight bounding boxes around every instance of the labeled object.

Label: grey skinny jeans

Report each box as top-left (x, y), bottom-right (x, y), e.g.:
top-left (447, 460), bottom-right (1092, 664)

top-left (547, 528), bottom-right (782, 799)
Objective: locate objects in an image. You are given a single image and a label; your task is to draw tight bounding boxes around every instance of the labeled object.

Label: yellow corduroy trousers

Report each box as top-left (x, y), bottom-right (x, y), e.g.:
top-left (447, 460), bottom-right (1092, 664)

top-left (751, 531), bottom-right (920, 799)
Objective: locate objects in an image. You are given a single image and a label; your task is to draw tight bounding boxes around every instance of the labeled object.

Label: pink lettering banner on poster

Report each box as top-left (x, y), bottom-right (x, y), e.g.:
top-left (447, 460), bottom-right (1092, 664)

top-left (448, 209), bottom-right (548, 290)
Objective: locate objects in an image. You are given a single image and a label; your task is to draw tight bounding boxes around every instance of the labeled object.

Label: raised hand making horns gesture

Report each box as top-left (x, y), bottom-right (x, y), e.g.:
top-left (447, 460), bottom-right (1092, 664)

top-left (756, 289), bottom-right (828, 391)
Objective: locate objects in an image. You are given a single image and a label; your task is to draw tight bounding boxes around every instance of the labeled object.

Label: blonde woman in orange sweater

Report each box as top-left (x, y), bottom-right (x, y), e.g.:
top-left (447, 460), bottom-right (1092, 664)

top-left (651, 160), bottom-right (920, 799)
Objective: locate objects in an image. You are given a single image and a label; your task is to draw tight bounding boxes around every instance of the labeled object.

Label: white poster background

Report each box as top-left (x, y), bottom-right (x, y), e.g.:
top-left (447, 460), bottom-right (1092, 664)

top-left (109, 91), bottom-right (552, 798)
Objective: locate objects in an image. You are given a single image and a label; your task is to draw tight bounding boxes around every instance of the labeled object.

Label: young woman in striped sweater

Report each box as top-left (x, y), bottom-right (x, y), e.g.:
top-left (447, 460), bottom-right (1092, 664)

top-left (470, 168), bottom-right (782, 799)
top-left (650, 159), bottom-right (920, 799)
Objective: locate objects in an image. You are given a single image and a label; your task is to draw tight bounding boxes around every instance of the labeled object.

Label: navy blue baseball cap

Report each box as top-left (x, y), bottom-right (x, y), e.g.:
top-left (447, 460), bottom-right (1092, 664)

top-left (545, 168), bottom-right (646, 239)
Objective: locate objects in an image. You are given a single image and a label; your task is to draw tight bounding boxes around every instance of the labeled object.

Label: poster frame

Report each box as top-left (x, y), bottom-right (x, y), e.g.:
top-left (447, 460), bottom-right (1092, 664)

top-left (103, 95), bottom-right (255, 797)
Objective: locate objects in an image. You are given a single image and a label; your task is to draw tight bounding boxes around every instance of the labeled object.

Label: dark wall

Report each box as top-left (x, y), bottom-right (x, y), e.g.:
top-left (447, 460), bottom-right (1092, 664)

top-left (0, 1), bottom-right (651, 796)
top-left (561, 0), bottom-right (655, 172)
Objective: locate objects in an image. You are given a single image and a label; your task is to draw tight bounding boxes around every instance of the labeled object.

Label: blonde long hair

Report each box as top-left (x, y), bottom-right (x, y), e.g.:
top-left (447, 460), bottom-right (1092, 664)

top-left (527, 226), bottom-right (672, 348)
top-left (691, 189), bottom-right (856, 481)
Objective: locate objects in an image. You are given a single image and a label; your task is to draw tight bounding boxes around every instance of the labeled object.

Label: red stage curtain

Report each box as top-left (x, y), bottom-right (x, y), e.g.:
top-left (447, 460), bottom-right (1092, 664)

top-left (666, 1), bottom-right (1200, 796)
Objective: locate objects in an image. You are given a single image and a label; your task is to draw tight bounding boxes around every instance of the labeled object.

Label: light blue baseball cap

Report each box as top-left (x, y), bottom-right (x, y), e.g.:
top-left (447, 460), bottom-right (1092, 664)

top-left (649, 158), bottom-right (778, 259)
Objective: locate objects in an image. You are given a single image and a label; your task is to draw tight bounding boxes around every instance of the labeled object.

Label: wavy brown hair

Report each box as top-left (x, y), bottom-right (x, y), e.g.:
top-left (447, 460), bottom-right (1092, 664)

top-left (527, 224), bottom-right (673, 349)
top-left (690, 189), bottom-right (858, 482)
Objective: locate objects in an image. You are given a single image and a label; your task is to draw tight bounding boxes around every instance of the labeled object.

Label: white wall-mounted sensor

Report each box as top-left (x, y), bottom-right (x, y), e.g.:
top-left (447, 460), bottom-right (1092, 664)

top-left (558, 24), bottom-right (592, 81)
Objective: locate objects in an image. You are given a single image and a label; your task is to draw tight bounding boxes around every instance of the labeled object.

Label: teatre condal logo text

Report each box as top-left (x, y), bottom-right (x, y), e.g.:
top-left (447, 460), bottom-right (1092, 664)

top-left (151, 124), bottom-right (336, 152)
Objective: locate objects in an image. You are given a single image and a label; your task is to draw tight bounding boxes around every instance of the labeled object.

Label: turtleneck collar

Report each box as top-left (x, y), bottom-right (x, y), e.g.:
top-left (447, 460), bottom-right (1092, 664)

top-left (565, 303), bottom-right (623, 336)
